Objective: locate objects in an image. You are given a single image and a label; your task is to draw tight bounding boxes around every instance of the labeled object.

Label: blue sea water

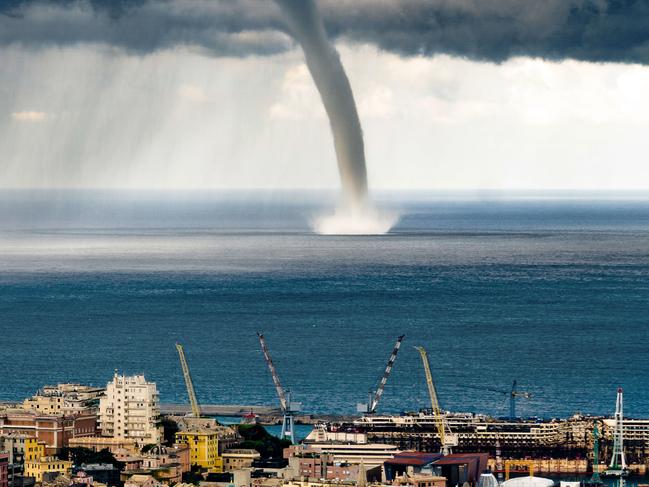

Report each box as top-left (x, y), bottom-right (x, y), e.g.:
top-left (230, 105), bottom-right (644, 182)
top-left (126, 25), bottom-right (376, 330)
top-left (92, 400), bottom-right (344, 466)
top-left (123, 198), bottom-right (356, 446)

top-left (2, 190), bottom-right (649, 419)
top-left (215, 416), bottom-right (312, 442)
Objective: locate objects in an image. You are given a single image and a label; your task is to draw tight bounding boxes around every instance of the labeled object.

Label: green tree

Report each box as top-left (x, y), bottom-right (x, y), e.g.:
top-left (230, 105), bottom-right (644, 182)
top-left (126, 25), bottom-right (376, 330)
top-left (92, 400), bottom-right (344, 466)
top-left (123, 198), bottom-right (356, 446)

top-left (182, 465), bottom-right (204, 485)
top-left (160, 416), bottom-right (179, 445)
top-left (57, 447), bottom-right (124, 469)
top-left (235, 424), bottom-right (291, 459)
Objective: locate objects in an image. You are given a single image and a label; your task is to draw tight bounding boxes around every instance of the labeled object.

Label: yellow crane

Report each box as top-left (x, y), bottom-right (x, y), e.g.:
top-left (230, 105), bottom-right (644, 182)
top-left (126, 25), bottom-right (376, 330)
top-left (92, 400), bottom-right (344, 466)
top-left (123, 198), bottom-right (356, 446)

top-left (175, 343), bottom-right (201, 418)
top-left (415, 346), bottom-right (457, 454)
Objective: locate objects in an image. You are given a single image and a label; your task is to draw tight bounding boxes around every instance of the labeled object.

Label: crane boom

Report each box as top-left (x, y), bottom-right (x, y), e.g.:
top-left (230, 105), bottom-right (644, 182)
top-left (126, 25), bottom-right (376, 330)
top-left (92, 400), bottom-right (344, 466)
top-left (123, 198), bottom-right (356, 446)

top-left (458, 381), bottom-right (532, 419)
top-left (591, 423), bottom-right (601, 483)
top-left (416, 346), bottom-right (456, 454)
top-left (508, 381), bottom-right (531, 418)
top-left (369, 335), bottom-right (405, 413)
top-left (256, 332), bottom-right (300, 443)
top-left (175, 343), bottom-right (201, 418)
top-left (461, 384), bottom-right (510, 395)
top-left (257, 332), bottom-right (288, 412)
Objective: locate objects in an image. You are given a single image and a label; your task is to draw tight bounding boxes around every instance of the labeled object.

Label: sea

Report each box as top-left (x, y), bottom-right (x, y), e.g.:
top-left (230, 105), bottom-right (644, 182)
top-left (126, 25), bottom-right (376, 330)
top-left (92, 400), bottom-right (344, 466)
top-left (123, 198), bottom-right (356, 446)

top-left (2, 189), bottom-right (649, 423)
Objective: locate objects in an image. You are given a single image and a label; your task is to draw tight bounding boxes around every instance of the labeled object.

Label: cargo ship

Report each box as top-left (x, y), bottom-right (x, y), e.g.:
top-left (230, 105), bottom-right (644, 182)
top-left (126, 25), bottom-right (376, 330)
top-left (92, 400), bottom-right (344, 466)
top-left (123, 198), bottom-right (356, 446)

top-left (305, 411), bottom-right (649, 473)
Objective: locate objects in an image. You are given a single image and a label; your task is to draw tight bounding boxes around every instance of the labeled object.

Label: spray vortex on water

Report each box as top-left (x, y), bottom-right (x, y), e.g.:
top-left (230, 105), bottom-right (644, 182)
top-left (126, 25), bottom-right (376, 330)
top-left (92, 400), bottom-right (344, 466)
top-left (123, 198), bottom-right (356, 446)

top-left (311, 205), bottom-right (400, 236)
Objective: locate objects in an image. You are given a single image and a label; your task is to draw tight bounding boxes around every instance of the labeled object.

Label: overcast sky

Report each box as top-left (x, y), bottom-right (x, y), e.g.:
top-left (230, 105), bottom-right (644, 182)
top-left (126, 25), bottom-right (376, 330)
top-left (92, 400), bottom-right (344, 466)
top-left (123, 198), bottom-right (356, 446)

top-left (2, 0), bottom-right (649, 191)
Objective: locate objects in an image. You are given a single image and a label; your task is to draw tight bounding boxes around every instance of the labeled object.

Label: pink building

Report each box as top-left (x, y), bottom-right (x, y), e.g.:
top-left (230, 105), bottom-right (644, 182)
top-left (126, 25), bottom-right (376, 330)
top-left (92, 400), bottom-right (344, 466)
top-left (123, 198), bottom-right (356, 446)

top-left (70, 471), bottom-right (94, 486)
top-left (291, 452), bottom-right (360, 481)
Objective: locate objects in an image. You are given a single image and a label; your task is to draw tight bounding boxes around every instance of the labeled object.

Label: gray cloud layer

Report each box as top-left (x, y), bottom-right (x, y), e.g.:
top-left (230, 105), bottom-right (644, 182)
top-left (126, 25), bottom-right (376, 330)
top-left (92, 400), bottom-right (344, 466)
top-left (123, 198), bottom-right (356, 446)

top-left (2, 0), bottom-right (649, 63)
top-left (0, 1), bottom-right (291, 57)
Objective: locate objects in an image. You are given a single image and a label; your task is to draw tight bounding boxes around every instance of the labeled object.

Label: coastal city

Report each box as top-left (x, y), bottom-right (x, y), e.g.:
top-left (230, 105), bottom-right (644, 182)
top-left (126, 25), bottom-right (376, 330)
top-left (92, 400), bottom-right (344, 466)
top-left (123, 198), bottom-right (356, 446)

top-left (3, 3), bottom-right (649, 487)
top-left (0, 338), bottom-right (645, 487)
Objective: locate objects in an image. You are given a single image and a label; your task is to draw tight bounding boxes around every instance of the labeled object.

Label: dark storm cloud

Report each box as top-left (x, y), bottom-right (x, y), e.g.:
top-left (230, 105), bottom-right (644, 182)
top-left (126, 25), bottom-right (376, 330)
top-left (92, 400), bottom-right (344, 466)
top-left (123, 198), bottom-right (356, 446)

top-left (0, 0), bottom-right (291, 56)
top-left (2, 0), bottom-right (649, 63)
top-left (322, 0), bottom-right (649, 64)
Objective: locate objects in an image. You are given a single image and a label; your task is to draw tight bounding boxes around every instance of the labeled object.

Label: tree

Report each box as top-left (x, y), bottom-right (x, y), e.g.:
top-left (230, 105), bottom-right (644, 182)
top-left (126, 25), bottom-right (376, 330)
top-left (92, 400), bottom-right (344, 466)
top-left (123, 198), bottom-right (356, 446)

top-left (57, 447), bottom-right (123, 469)
top-left (181, 465), bottom-right (204, 485)
top-left (235, 424), bottom-right (291, 459)
top-left (160, 416), bottom-right (179, 445)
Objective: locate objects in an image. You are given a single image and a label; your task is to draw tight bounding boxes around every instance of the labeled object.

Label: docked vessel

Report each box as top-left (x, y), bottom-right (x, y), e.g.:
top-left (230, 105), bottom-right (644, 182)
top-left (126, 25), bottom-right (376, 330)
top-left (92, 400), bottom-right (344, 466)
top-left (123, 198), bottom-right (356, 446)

top-left (306, 408), bottom-right (649, 473)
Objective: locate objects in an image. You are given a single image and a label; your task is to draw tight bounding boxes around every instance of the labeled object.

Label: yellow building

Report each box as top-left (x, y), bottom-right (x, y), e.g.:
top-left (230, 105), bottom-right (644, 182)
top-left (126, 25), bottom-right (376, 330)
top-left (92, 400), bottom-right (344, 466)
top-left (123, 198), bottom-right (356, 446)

top-left (24, 438), bottom-right (46, 462)
top-left (23, 394), bottom-right (64, 415)
top-left (24, 456), bottom-right (72, 482)
top-left (175, 430), bottom-right (223, 473)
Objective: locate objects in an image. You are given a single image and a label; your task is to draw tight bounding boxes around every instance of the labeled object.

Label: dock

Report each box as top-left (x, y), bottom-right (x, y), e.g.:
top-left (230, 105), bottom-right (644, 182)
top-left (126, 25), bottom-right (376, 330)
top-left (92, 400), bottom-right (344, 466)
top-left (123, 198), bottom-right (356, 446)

top-left (160, 403), bottom-right (281, 416)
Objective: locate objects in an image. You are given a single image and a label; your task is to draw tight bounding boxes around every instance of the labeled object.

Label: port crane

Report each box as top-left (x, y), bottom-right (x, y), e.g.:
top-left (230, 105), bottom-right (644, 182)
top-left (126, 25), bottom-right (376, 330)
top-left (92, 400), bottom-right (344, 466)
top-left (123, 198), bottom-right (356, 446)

top-left (604, 387), bottom-right (629, 477)
top-left (257, 332), bottom-right (301, 443)
top-left (591, 423), bottom-right (602, 483)
top-left (415, 346), bottom-right (458, 454)
top-left (460, 381), bottom-right (532, 419)
top-left (175, 343), bottom-right (202, 418)
top-left (357, 335), bottom-right (405, 414)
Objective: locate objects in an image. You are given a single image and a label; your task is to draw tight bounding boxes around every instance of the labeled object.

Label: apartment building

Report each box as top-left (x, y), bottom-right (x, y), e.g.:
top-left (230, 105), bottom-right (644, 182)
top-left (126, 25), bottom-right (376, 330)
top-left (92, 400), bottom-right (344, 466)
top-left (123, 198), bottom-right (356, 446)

top-left (0, 412), bottom-right (97, 454)
top-left (23, 384), bottom-right (104, 416)
top-left (24, 456), bottom-right (72, 482)
top-left (98, 373), bottom-right (162, 446)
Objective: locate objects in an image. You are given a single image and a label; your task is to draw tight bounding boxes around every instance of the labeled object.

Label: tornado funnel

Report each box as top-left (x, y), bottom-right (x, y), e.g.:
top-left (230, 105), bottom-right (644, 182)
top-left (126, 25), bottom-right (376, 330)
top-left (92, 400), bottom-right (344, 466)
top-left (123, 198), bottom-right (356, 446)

top-left (274, 0), bottom-right (368, 207)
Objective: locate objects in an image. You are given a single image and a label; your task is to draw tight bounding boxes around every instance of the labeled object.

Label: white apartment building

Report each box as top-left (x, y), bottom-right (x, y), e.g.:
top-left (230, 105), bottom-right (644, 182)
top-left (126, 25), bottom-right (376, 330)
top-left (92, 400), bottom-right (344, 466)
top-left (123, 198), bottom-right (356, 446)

top-left (99, 372), bottom-right (162, 445)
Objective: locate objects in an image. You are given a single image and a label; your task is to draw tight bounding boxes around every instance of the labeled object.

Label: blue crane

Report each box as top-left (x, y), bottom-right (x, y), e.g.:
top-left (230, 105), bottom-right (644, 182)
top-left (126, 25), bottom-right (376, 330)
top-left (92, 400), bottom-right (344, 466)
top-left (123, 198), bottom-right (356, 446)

top-left (460, 380), bottom-right (532, 419)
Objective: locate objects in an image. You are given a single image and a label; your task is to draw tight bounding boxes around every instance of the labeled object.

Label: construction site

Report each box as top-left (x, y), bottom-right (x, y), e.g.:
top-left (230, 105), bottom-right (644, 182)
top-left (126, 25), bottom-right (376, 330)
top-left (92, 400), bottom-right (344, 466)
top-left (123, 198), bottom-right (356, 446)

top-left (212, 333), bottom-right (649, 478)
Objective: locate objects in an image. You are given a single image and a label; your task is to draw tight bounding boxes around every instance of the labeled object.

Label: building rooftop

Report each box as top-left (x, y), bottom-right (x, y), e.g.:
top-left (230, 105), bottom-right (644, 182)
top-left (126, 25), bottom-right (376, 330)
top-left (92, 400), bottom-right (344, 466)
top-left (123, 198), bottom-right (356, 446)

top-left (385, 452), bottom-right (442, 466)
top-left (223, 449), bottom-right (260, 455)
top-left (174, 417), bottom-right (238, 437)
top-left (81, 464), bottom-right (119, 471)
top-left (127, 475), bottom-right (154, 484)
top-left (433, 453), bottom-right (487, 466)
top-left (401, 475), bottom-right (447, 481)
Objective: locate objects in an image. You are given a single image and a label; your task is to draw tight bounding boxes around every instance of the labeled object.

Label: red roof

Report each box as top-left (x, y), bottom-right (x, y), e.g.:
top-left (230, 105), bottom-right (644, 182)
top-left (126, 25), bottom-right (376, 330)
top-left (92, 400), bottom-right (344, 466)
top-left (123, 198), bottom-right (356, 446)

top-left (385, 452), bottom-right (442, 466)
top-left (434, 453), bottom-right (487, 466)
